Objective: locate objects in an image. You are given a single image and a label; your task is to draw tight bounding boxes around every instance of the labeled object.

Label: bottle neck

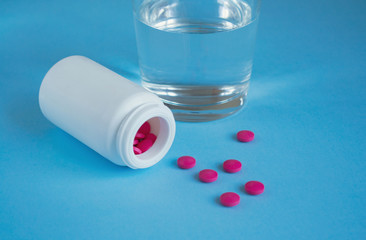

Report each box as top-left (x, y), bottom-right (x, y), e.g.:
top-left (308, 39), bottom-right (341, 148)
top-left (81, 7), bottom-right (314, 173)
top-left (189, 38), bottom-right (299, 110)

top-left (116, 102), bottom-right (176, 169)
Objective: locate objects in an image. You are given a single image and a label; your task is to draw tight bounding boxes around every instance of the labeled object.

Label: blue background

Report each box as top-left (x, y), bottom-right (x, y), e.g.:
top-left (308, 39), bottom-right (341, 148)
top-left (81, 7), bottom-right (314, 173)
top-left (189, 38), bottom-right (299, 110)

top-left (1, 0), bottom-right (365, 239)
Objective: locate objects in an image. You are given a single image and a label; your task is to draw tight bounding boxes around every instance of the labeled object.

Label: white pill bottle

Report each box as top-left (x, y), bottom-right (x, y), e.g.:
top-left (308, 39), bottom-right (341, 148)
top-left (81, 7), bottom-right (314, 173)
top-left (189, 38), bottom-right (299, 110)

top-left (39, 56), bottom-right (175, 169)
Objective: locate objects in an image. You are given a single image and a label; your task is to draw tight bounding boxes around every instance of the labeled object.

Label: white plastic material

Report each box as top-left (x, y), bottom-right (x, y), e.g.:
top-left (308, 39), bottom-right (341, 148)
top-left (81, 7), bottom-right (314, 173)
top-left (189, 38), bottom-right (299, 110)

top-left (39, 56), bottom-right (176, 169)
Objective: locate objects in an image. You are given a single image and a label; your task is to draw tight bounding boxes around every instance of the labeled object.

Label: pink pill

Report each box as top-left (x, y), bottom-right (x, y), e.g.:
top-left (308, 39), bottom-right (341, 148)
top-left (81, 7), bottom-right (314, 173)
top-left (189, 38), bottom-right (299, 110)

top-left (220, 192), bottom-right (240, 207)
top-left (223, 159), bottom-right (242, 173)
top-left (145, 133), bottom-right (157, 143)
top-left (135, 132), bottom-right (145, 140)
top-left (177, 156), bottom-right (196, 169)
top-left (133, 139), bottom-right (139, 145)
top-left (133, 146), bottom-right (142, 155)
top-left (136, 138), bottom-right (154, 153)
top-left (199, 169), bottom-right (218, 183)
top-left (138, 121), bottom-right (151, 135)
top-left (237, 130), bottom-right (255, 142)
top-left (244, 181), bottom-right (265, 195)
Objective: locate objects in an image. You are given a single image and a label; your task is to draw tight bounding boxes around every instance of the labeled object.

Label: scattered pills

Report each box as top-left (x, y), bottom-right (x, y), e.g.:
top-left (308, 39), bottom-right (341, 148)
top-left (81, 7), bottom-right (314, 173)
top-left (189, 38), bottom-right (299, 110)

top-left (133, 146), bottom-right (142, 155)
top-left (244, 181), bottom-right (265, 195)
top-left (177, 156), bottom-right (196, 169)
top-left (199, 169), bottom-right (218, 183)
top-left (223, 159), bottom-right (242, 173)
top-left (220, 192), bottom-right (240, 207)
top-left (174, 127), bottom-right (264, 208)
top-left (237, 130), bottom-right (255, 142)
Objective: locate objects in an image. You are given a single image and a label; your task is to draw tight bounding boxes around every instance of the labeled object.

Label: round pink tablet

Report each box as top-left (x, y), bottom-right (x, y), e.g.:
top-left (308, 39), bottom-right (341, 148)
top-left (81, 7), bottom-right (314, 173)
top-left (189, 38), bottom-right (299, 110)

top-left (177, 156), bottom-right (196, 169)
top-left (133, 146), bottom-right (142, 155)
top-left (145, 133), bottom-right (157, 143)
top-left (133, 139), bottom-right (139, 145)
top-left (199, 169), bottom-right (218, 183)
top-left (138, 121), bottom-right (151, 135)
top-left (223, 159), bottom-right (242, 173)
top-left (136, 138), bottom-right (154, 153)
top-left (244, 181), bottom-right (265, 195)
top-left (237, 130), bottom-right (255, 142)
top-left (135, 132), bottom-right (145, 140)
top-left (220, 192), bottom-right (240, 207)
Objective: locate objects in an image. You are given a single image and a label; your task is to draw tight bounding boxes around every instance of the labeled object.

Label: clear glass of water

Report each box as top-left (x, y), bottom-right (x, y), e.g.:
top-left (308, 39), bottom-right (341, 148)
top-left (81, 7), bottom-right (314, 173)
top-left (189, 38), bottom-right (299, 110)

top-left (132, 0), bottom-right (261, 122)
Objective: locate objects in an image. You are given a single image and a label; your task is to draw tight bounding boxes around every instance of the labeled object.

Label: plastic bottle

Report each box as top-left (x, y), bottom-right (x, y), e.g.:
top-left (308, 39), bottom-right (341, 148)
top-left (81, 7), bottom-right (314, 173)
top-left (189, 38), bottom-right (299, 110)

top-left (39, 56), bottom-right (176, 169)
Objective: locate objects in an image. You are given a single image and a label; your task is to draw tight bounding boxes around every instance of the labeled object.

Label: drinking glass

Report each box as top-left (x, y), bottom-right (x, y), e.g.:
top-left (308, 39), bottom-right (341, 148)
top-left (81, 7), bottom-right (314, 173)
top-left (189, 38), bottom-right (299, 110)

top-left (132, 0), bottom-right (261, 122)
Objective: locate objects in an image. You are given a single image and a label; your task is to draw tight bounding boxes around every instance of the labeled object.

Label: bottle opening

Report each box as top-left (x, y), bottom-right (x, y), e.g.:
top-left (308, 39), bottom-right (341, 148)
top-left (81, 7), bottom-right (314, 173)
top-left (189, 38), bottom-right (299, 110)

top-left (116, 103), bottom-right (175, 169)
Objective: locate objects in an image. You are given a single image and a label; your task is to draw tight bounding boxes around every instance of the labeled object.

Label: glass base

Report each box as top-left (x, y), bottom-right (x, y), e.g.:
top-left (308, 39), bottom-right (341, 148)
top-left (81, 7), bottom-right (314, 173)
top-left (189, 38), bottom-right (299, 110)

top-left (142, 82), bottom-right (249, 122)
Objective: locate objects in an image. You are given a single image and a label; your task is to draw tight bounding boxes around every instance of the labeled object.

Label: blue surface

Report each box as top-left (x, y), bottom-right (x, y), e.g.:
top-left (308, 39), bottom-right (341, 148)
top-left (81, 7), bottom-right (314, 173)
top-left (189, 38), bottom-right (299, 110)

top-left (1, 0), bottom-right (366, 239)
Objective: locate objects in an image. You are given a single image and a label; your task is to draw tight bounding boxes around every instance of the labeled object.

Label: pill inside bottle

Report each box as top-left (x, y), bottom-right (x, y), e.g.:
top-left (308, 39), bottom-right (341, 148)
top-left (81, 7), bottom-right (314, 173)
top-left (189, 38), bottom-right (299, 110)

top-left (134, 120), bottom-right (158, 155)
